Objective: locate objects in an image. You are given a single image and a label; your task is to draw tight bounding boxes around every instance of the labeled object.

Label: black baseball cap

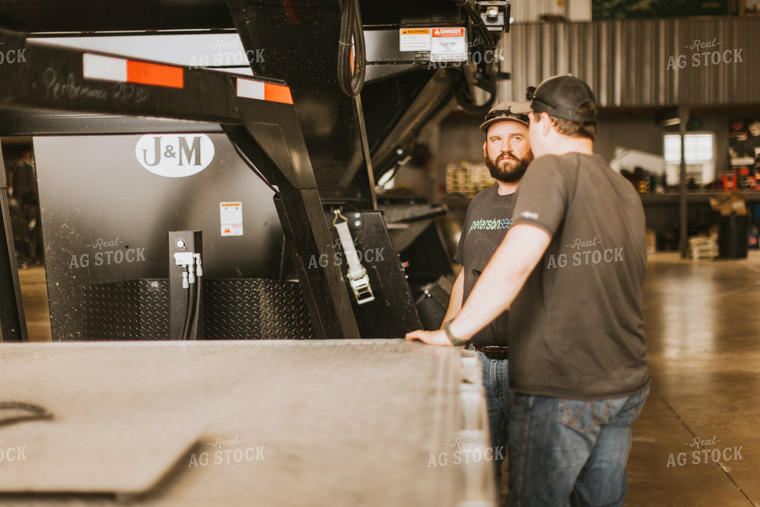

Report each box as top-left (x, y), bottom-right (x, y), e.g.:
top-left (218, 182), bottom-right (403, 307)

top-left (479, 101), bottom-right (530, 132)
top-left (512, 75), bottom-right (597, 122)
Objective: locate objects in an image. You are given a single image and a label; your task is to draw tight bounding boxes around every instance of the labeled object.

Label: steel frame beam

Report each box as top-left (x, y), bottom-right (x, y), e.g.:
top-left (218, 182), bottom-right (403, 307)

top-left (0, 140), bottom-right (28, 342)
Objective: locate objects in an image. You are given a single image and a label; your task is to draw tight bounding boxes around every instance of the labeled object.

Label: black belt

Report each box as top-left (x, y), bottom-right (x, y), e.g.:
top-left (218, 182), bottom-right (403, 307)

top-left (472, 344), bottom-right (509, 360)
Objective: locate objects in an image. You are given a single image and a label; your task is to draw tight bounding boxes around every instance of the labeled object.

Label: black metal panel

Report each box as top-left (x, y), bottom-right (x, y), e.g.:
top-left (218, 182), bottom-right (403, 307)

top-left (360, 1), bottom-right (462, 26)
top-left (79, 278), bottom-right (312, 340)
top-left (0, 108), bottom-right (224, 136)
top-left (416, 275), bottom-right (454, 331)
top-left (34, 133), bottom-right (283, 340)
top-left (0, 0), bottom-right (234, 32)
top-left (225, 0), bottom-right (376, 208)
top-left (0, 141), bottom-right (27, 341)
top-left (225, 125), bottom-right (360, 339)
top-left (399, 221), bottom-right (454, 286)
top-left (0, 0), bottom-right (463, 34)
top-left (326, 210), bottom-right (421, 338)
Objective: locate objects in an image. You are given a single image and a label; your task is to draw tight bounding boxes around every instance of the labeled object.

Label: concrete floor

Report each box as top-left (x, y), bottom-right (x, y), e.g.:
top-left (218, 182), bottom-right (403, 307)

top-left (13, 252), bottom-right (760, 505)
top-left (628, 252), bottom-right (760, 506)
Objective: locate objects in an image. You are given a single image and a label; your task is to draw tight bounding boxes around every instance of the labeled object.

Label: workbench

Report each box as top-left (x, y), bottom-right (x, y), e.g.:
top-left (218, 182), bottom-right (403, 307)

top-left (0, 340), bottom-right (493, 506)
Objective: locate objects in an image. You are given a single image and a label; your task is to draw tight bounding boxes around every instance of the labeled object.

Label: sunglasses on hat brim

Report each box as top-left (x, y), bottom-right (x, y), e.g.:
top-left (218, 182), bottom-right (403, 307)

top-left (483, 107), bottom-right (529, 125)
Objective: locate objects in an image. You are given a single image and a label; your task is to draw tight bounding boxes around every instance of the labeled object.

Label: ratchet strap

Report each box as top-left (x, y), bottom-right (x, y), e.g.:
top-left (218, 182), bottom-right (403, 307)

top-left (333, 210), bottom-right (375, 305)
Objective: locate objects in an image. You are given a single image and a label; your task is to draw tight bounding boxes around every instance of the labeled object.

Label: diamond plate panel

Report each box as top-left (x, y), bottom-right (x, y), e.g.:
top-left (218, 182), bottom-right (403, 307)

top-left (204, 279), bottom-right (314, 340)
top-left (82, 280), bottom-right (168, 340)
top-left (80, 278), bottom-right (313, 340)
top-left (139, 280), bottom-right (170, 340)
top-left (82, 282), bottom-right (140, 340)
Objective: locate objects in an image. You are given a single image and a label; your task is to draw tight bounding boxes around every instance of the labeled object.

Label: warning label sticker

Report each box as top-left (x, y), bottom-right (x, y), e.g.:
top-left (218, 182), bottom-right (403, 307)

top-left (432, 27), bottom-right (465, 37)
top-left (431, 27), bottom-right (466, 62)
top-left (220, 201), bottom-right (243, 237)
top-left (400, 28), bottom-right (432, 52)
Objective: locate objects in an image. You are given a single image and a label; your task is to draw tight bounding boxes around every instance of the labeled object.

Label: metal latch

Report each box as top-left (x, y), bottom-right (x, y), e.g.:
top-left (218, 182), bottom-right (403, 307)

top-left (476, 0), bottom-right (510, 33)
top-left (347, 265), bottom-right (375, 305)
top-left (333, 209), bottom-right (375, 305)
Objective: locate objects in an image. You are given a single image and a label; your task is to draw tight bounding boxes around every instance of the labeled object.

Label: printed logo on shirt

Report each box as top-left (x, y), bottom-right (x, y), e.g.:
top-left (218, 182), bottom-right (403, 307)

top-left (520, 211), bottom-right (539, 220)
top-left (545, 235), bottom-right (625, 269)
top-left (469, 217), bottom-right (513, 233)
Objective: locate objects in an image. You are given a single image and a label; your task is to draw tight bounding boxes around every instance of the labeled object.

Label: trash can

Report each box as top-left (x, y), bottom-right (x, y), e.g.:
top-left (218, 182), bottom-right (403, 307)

top-left (718, 214), bottom-right (749, 259)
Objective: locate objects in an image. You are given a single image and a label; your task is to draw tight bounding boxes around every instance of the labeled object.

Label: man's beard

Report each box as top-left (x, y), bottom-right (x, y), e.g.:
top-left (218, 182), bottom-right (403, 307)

top-left (485, 152), bottom-right (531, 183)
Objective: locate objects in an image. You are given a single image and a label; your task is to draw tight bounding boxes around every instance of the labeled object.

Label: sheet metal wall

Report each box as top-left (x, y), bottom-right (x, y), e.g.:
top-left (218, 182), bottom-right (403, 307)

top-left (511, 0), bottom-right (567, 21)
top-left (504, 17), bottom-right (760, 107)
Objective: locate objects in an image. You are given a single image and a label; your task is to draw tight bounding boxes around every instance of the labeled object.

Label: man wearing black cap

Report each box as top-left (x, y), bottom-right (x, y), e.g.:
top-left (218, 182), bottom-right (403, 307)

top-left (442, 101), bottom-right (533, 491)
top-left (408, 75), bottom-right (649, 506)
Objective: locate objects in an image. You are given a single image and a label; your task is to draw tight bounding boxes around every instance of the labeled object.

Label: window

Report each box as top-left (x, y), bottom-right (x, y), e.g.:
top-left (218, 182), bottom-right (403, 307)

top-left (663, 132), bottom-right (716, 185)
top-left (663, 133), bottom-right (714, 164)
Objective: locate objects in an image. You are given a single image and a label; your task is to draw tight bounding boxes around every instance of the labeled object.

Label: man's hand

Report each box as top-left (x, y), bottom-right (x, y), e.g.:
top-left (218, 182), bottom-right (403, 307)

top-left (404, 329), bottom-right (453, 346)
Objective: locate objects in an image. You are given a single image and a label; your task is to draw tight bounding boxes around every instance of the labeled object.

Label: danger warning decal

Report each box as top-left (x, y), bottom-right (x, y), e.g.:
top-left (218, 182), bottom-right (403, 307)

top-left (430, 27), bottom-right (467, 62)
top-left (432, 28), bottom-right (465, 37)
top-left (399, 27), bottom-right (467, 62)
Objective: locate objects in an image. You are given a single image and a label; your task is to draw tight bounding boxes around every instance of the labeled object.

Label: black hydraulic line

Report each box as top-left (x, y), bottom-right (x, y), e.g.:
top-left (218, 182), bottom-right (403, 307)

top-left (452, 0), bottom-right (496, 49)
top-left (455, 71), bottom-right (496, 114)
top-left (186, 281), bottom-right (197, 341)
top-left (181, 275), bottom-right (193, 341)
top-left (337, 0), bottom-right (366, 97)
top-left (189, 275), bottom-right (202, 341)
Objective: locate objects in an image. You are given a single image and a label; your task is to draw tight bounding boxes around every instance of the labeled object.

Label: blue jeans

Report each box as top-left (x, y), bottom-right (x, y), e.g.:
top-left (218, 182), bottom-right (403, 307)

top-left (478, 353), bottom-right (512, 489)
top-left (507, 386), bottom-right (649, 507)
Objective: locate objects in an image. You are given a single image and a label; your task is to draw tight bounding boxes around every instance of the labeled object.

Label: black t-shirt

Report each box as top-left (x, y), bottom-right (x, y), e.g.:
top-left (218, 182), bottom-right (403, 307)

top-left (455, 184), bottom-right (514, 347)
top-left (509, 153), bottom-right (650, 400)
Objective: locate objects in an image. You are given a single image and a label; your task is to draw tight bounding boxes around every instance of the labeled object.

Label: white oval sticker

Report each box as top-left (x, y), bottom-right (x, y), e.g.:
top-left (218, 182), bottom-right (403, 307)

top-left (135, 134), bottom-right (214, 178)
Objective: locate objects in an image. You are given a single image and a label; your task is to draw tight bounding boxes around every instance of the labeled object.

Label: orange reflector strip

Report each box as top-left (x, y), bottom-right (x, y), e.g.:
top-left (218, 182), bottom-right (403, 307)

top-left (126, 60), bottom-right (184, 89)
top-left (264, 83), bottom-right (293, 105)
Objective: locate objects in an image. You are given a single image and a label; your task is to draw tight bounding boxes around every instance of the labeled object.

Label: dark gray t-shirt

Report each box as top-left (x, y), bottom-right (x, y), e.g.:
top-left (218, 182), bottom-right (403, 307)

top-left (455, 184), bottom-right (514, 347)
top-left (509, 153), bottom-right (649, 400)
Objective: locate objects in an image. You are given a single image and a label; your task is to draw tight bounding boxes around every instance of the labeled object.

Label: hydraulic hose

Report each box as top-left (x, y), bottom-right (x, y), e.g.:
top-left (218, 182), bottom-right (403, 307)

top-left (181, 273), bottom-right (194, 340)
top-left (337, 0), bottom-right (366, 97)
top-left (453, 0), bottom-right (496, 49)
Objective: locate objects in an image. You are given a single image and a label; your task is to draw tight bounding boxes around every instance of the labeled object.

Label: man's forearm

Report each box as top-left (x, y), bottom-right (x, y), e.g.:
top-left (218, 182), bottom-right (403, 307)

top-left (441, 269), bottom-right (465, 327)
top-left (448, 224), bottom-right (550, 342)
